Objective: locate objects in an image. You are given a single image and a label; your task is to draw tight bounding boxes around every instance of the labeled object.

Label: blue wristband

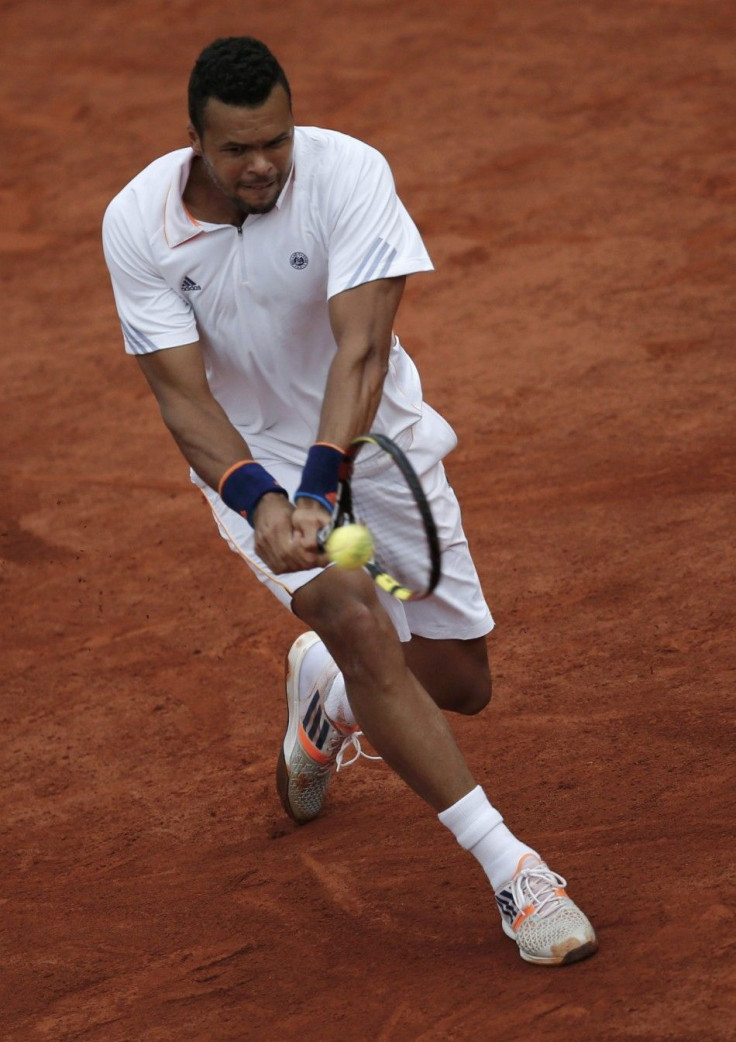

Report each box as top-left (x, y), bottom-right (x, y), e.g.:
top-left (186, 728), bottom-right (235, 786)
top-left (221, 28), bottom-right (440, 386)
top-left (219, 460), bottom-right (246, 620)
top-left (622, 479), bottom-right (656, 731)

top-left (295, 442), bottom-right (345, 513)
top-left (219, 460), bottom-right (287, 528)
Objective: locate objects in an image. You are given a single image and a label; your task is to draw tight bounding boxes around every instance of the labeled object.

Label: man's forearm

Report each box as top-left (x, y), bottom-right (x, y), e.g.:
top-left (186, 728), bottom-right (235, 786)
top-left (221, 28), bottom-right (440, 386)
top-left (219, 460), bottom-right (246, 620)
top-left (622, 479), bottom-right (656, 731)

top-left (316, 339), bottom-right (388, 448)
top-left (159, 393), bottom-right (253, 490)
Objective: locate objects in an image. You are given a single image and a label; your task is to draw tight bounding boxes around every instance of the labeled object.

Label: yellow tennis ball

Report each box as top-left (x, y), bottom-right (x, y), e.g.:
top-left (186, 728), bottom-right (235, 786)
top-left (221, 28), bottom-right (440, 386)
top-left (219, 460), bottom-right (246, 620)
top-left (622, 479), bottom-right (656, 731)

top-left (325, 523), bottom-right (374, 570)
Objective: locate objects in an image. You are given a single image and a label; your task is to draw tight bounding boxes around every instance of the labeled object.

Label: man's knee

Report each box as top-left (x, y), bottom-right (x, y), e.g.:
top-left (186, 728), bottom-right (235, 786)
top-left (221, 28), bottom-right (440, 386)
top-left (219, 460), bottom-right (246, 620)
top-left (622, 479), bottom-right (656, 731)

top-left (292, 571), bottom-right (394, 660)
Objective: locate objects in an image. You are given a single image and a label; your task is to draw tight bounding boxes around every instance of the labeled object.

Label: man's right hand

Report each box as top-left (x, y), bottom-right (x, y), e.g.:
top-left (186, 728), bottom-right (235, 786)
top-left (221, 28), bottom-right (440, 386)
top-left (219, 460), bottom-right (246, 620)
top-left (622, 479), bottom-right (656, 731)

top-left (252, 492), bottom-right (325, 574)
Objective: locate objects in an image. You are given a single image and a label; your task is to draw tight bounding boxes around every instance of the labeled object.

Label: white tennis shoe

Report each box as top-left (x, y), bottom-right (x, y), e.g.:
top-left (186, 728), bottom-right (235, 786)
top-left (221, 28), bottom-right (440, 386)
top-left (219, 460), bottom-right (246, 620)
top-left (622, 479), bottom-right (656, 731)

top-left (494, 854), bottom-right (598, 965)
top-left (276, 632), bottom-right (375, 823)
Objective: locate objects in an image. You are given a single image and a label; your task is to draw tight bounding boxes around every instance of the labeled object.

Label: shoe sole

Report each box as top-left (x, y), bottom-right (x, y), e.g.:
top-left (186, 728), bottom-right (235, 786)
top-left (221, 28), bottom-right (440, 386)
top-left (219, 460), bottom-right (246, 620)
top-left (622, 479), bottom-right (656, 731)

top-left (276, 747), bottom-right (297, 822)
top-left (276, 632), bottom-right (322, 824)
top-left (519, 937), bottom-right (599, 966)
top-left (502, 918), bottom-right (599, 966)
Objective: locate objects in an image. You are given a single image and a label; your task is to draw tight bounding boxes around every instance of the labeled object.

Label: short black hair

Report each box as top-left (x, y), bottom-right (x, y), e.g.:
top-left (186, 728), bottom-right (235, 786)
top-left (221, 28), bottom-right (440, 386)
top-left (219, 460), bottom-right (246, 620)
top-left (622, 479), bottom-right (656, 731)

top-left (188, 37), bottom-right (292, 136)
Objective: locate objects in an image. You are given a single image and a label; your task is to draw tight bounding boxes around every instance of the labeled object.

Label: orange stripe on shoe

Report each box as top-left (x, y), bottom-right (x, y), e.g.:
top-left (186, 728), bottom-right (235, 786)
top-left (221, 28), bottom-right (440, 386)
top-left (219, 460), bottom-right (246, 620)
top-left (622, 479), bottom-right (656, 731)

top-left (298, 722), bottom-right (332, 765)
top-left (323, 708), bottom-right (359, 735)
top-left (512, 906), bottom-right (535, 931)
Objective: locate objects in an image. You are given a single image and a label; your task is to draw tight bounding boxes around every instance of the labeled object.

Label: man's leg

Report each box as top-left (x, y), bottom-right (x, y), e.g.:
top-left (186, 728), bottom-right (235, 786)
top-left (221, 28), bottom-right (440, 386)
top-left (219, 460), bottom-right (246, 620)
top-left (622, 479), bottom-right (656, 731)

top-left (403, 633), bottom-right (492, 716)
top-left (288, 567), bottom-right (598, 966)
top-left (292, 566), bottom-right (476, 810)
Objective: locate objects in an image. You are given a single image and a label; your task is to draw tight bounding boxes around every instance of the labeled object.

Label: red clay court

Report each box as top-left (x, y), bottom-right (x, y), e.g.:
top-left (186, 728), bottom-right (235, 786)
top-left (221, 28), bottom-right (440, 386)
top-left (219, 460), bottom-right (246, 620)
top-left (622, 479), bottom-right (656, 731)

top-left (2, 1), bottom-right (734, 1039)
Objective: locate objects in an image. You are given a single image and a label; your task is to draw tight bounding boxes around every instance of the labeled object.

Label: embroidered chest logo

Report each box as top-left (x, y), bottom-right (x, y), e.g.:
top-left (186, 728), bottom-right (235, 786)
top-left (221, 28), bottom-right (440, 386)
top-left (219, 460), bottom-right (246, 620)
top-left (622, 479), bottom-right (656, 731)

top-left (290, 252), bottom-right (309, 270)
top-left (181, 276), bottom-right (202, 292)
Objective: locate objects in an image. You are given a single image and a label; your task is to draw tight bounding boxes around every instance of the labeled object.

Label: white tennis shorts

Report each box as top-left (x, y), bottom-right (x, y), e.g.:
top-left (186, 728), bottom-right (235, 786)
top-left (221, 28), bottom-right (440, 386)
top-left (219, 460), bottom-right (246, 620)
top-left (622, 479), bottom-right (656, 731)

top-left (193, 406), bottom-right (494, 643)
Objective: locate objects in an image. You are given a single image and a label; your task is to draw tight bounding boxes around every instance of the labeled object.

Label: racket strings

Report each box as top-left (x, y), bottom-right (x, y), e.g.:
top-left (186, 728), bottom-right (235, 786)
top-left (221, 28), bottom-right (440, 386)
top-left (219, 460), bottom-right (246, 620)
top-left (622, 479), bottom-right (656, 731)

top-left (351, 459), bottom-right (436, 596)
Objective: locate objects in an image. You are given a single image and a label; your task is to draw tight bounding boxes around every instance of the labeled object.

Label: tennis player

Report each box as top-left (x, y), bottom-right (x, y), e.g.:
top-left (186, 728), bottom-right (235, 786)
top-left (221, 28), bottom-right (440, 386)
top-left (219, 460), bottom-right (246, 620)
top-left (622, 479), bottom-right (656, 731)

top-left (102, 36), bottom-right (597, 965)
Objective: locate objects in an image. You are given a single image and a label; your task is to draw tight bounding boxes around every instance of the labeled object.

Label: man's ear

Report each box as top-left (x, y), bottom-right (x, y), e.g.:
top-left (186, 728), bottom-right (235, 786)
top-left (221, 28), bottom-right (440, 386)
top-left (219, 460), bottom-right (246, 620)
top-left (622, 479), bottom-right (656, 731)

top-left (187, 122), bottom-right (203, 156)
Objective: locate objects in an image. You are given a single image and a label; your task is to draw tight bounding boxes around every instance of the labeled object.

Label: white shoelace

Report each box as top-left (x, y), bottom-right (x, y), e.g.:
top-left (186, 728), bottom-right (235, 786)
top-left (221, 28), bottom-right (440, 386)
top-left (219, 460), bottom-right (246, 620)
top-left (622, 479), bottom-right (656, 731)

top-left (335, 731), bottom-right (382, 772)
top-left (511, 864), bottom-right (568, 919)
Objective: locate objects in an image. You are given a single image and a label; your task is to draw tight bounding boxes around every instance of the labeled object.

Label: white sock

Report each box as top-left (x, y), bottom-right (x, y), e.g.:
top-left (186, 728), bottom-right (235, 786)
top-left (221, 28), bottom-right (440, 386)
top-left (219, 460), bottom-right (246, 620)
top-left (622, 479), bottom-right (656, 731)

top-left (298, 639), bottom-right (357, 732)
top-left (297, 639), bottom-right (335, 701)
top-left (323, 673), bottom-right (357, 732)
top-left (438, 785), bottom-right (537, 892)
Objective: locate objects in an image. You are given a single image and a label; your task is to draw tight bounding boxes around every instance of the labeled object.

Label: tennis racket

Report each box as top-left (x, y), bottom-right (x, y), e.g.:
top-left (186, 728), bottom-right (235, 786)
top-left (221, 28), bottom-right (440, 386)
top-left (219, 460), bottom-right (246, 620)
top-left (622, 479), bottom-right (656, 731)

top-left (318, 432), bottom-right (442, 600)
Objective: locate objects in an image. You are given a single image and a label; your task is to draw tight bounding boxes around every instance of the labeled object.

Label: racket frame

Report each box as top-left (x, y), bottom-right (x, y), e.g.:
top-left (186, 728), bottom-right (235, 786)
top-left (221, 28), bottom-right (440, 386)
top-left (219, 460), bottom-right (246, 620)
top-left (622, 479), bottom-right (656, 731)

top-left (319, 432), bottom-right (442, 601)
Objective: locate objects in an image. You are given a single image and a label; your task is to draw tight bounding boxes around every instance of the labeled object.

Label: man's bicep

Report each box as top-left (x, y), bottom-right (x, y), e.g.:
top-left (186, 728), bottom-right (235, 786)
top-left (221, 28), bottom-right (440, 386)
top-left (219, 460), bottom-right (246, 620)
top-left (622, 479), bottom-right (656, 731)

top-left (328, 276), bottom-right (406, 349)
top-left (135, 341), bottom-right (211, 406)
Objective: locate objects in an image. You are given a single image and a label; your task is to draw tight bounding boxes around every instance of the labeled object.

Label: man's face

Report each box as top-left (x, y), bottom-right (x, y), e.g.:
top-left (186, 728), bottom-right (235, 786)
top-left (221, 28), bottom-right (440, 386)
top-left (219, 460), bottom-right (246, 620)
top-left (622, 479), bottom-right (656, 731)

top-left (189, 85), bottom-right (294, 215)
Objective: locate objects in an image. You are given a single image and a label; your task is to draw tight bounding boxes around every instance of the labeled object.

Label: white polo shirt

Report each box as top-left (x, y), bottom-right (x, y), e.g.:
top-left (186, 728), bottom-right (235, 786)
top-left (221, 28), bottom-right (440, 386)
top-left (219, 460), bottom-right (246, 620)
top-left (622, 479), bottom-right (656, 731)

top-left (103, 127), bottom-right (437, 466)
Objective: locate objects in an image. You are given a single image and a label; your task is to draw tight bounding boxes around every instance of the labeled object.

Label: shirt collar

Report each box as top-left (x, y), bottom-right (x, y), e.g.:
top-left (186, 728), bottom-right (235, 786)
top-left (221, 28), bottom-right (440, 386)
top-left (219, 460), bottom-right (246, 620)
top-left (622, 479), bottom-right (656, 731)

top-left (163, 146), bottom-right (296, 248)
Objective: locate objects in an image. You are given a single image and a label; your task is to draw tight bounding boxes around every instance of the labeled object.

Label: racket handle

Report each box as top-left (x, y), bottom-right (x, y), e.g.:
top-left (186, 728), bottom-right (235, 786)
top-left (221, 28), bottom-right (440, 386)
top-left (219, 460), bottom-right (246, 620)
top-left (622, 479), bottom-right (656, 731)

top-left (316, 523), bottom-right (333, 552)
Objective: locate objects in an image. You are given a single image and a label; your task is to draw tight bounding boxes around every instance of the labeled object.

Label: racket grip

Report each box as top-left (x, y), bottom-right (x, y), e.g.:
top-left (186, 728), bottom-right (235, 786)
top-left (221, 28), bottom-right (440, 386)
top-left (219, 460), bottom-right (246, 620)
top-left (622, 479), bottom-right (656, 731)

top-left (316, 523), bottom-right (333, 552)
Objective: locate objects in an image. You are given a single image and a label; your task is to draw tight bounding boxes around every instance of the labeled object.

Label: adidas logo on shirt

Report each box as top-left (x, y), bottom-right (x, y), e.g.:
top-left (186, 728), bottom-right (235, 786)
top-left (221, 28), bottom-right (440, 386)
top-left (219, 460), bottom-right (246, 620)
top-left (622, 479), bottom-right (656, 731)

top-left (181, 275), bottom-right (202, 292)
